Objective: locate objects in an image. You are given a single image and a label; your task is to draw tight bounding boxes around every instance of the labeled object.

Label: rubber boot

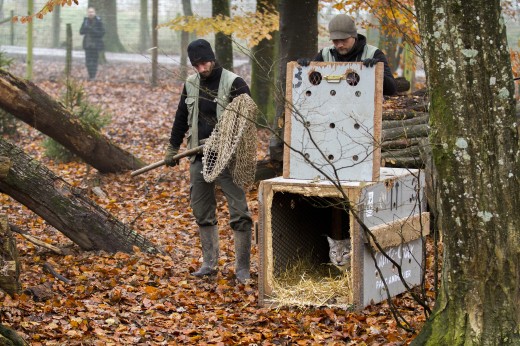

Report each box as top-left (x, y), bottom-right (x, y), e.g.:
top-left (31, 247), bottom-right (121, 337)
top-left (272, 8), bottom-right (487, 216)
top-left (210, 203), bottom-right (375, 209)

top-left (234, 230), bottom-right (251, 284)
top-left (191, 225), bottom-right (219, 277)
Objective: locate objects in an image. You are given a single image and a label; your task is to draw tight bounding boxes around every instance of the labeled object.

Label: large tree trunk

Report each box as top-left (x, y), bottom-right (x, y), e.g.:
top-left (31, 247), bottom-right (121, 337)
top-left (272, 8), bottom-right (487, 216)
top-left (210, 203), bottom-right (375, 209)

top-left (269, 0), bottom-right (318, 163)
top-left (251, 0), bottom-right (277, 126)
top-left (412, 0), bottom-right (520, 344)
top-left (0, 139), bottom-right (158, 254)
top-left (212, 0), bottom-right (233, 71)
top-left (89, 0), bottom-right (125, 52)
top-left (0, 69), bottom-right (145, 173)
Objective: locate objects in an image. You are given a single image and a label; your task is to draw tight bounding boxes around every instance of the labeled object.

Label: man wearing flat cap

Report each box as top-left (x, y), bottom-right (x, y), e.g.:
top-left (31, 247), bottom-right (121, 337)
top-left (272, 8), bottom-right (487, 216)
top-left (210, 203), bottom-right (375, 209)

top-left (164, 39), bottom-right (253, 284)
top-left (299, 14), bottom-right (396, 95)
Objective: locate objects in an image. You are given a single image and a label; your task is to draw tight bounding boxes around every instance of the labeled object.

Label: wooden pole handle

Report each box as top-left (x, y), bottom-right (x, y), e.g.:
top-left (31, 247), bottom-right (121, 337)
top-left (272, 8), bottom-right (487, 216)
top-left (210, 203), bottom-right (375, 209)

top-left (130, 145), bottom-right (204, 177)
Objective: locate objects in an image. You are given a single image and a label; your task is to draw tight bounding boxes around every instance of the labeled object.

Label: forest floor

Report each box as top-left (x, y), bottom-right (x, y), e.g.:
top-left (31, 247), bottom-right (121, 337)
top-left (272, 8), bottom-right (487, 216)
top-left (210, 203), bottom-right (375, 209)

top-left (1, 58), bottom-right (437, 345)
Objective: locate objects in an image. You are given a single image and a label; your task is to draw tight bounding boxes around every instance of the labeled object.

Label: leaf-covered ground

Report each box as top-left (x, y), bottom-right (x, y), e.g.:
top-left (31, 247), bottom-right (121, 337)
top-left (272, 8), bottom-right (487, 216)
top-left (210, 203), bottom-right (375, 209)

top-left (1, 59), bottom-right (435, 345)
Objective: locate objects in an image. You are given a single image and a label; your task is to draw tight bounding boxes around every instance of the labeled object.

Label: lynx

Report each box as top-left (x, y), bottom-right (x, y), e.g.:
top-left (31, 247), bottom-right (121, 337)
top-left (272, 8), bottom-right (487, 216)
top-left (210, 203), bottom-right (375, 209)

top-left (327, 236), bottom-right (351, 272)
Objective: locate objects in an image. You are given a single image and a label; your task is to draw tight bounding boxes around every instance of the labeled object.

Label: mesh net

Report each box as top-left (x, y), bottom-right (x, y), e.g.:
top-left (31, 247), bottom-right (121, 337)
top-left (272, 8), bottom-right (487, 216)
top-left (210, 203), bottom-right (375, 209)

top-left (202, 94), bottom-right (258, 188)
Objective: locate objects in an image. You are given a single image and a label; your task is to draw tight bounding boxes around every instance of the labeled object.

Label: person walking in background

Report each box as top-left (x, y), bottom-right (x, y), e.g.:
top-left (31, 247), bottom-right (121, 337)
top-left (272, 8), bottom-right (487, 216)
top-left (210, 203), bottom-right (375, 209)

top-left (164, 39), bottom-right (254, 284)
top-left (79, 7), bottom-right (105, 81)
top-left (298, 14), bottom-right (397, 96)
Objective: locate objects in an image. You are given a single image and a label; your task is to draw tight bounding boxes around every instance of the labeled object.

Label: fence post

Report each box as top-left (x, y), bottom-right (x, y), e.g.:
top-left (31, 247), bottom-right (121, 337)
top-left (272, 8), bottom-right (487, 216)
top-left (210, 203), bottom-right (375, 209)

top-left (10, 10), bottom-right (14, 45)
top-left (26, 0), bottom-right (34, 80)
top-left (65, 23), bottom-right (72, 78)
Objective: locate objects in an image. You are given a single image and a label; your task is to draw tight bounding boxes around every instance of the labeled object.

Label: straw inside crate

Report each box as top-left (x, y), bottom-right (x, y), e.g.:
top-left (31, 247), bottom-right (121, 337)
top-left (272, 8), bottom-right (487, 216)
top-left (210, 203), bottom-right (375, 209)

top-left (268, 256), bottom-right (354, 309)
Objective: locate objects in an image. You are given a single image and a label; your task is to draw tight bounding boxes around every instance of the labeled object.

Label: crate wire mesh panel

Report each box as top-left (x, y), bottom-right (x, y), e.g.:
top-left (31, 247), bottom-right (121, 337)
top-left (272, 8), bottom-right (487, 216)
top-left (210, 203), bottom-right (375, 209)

top-left (270, 192), bottom-right (349, 277)
top-left (258, 168), bottom-right (429, 309)
top-left (283, 61), bottom-right (383, 182)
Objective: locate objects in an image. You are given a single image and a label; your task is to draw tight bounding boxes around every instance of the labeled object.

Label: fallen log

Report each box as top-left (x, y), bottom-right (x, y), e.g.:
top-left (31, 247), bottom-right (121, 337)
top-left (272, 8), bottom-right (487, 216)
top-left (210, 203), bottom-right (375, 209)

top-left (382, 113), bottom-right (429, 130)
top-left (382, 123), bottom-right (429, 142)
top-left (381, 156), bottom-right (424, 168)
top-left (382, 109), bottom-right (427, 121)
top-left (0, 138), bottom-right (159, 254)
top-left (382, 145), bottom-right (421, 158)
top-left (381, 137), bottom-right (422, 150)
top-left (0, 69), bottom-right (145, 173)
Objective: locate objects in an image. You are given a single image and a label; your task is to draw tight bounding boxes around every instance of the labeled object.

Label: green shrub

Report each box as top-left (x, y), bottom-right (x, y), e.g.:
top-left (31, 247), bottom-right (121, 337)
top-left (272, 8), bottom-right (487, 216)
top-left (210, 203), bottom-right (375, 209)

top-left (0, 50), bottom-right (13, 69)
top-left (43, 80), bottom-right (111, 162)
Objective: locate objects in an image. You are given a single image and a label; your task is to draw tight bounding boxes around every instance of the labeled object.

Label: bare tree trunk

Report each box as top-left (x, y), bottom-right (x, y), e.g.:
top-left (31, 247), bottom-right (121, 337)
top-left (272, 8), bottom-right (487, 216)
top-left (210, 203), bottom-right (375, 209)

top-left (270, 0), bottom-right (318, 163)
top-left (412, 0), bottom-right (520, 344)
top-left (51, 4), bottom-right (60, 48)
top-left (151, 0), bottom-right (158, 87)
top-left (212, 0), bottom-right (233, 71)
top-left (0, 69), bottom-right (145, 173)
top-left (0, 139), bottom-right (159, 254)
top-left (180, 0), bottom-right (194, 81)
top-left (138, 0), bottom-right (150, 53)
top-left (251, 0), bottom-right (277, 125)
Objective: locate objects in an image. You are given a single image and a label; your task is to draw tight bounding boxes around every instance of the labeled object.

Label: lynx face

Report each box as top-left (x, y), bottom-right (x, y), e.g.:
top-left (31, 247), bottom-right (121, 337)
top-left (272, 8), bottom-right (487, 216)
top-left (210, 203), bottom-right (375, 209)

top-left (327, 236), bottom-right (351, 271)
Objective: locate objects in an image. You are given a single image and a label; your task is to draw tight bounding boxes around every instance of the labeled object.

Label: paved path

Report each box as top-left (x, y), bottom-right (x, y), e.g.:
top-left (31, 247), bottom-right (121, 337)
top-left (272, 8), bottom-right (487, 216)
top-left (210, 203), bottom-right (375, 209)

top-left (0, 45), bottom-right (249, 67)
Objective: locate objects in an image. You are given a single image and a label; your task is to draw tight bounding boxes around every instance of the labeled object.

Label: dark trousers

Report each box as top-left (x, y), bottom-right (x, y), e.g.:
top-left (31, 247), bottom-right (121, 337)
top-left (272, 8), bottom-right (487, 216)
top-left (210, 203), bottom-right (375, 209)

top-left (189, 158), bottom-right (252, 232)
top-left (84, 48), bottom-right (99, 79)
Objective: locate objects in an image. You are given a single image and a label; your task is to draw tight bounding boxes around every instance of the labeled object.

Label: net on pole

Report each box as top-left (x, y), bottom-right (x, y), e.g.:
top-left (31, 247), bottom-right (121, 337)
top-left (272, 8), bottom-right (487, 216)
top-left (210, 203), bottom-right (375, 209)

top-left (202, 93), bottom-right (258, 188)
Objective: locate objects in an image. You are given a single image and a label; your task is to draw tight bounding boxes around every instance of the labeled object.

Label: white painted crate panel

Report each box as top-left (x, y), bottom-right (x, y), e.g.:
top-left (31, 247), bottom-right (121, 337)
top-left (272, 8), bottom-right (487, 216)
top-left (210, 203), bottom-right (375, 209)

top-left (284, 62), bottom-right (382, 181)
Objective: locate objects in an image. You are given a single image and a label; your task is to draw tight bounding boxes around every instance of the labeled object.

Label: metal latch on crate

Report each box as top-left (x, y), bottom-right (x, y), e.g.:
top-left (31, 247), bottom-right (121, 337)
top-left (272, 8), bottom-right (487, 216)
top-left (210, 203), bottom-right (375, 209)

top-left (323, 74), bottom-right (345, 83)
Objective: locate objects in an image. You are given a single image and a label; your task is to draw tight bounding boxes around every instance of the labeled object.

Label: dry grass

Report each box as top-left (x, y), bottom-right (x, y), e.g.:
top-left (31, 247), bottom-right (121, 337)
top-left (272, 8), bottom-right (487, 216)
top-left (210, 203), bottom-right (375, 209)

top-left (268, 257), bottom-right (354, 310)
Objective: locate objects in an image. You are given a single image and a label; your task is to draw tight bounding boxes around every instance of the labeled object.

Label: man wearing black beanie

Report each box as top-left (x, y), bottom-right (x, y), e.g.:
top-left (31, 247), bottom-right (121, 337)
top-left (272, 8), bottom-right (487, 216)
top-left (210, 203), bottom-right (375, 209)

top-left (164, 39), bottom-right (253, 284)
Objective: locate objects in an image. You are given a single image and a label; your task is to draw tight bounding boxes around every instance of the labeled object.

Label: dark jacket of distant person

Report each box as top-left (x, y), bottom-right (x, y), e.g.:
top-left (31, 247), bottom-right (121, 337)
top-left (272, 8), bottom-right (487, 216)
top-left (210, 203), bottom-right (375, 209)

top-left (80, 15), bottom-right (105, 51)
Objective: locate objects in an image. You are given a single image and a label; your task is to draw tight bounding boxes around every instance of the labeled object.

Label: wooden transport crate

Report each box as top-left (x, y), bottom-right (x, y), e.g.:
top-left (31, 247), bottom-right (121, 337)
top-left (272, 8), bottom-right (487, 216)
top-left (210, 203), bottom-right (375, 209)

top-left (283, 61), bottom-right (383, 182)
top-left (258, 168), bottom-right (430, 309)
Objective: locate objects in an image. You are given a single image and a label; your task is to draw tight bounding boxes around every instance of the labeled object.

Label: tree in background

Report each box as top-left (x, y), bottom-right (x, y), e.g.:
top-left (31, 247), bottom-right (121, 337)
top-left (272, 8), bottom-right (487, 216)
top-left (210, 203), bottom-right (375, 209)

top-left (250, 0), bottom-right (278, 125)
top-left (180, 0), bottom-right (194, 81)
top-left (88, 0), bottom-right (125, 52)
top-left (51, 4), bottom-right (60, 48)
top-left (411, 0), bottom-right (520, 344)
top-left (212, 0), bottom-right (233, 71)
top-left (160, 3), bottom-right (279, 96)
top-left (138, 0), bottom-right (151, 53)
top-left (269, 0), bottom-right (318, 163)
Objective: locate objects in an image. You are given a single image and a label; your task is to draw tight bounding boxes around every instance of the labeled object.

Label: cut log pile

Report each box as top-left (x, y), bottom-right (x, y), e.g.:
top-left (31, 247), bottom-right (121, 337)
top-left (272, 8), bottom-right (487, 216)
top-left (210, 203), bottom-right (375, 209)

top-left (381, 91), bottom-right (430, 169)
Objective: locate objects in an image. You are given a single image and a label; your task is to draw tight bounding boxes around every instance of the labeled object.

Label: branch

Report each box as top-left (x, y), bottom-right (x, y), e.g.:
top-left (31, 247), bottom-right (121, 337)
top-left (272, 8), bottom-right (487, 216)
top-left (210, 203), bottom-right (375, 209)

top-left (9, 223), bottom-right (66, 255)
top-left (43, 262), bottom-right (72, 285)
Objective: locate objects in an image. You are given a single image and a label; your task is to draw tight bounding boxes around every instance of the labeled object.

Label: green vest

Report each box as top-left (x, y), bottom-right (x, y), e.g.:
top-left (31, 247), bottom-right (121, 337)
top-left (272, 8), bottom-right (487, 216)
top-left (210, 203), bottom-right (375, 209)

top-left (184, 68), bottom-right (239, 158)
top-left (321, 44), bottom-right (378, 62)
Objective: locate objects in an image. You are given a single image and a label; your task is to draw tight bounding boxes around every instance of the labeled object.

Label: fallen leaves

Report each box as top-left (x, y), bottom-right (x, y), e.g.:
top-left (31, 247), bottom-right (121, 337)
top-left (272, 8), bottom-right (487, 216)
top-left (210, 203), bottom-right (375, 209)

top-left (0, 59), bottom-right (436, 345)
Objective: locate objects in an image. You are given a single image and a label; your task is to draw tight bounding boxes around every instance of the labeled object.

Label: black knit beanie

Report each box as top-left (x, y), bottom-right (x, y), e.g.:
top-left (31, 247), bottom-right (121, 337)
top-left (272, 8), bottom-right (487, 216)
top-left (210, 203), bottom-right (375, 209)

top-left (187, 39), bottom-right (216, 65)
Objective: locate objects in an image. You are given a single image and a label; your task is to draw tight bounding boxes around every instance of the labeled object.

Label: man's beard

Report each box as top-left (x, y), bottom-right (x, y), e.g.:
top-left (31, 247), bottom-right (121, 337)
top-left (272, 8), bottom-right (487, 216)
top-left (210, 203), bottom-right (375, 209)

top-left (200, 63), bottom-right (214, 79)
top-left (337, 47), bottom-right (351, 55)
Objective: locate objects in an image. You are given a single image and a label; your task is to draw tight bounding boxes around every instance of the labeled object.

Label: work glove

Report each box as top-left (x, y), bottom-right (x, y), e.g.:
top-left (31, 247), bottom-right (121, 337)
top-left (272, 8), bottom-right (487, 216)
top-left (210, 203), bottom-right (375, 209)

top-left (164, 144), bottom-right (180, 167)
top-left (362, 58), bottom-right (379, 68)
top-left (297, 58), bottom-right (311, 67)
